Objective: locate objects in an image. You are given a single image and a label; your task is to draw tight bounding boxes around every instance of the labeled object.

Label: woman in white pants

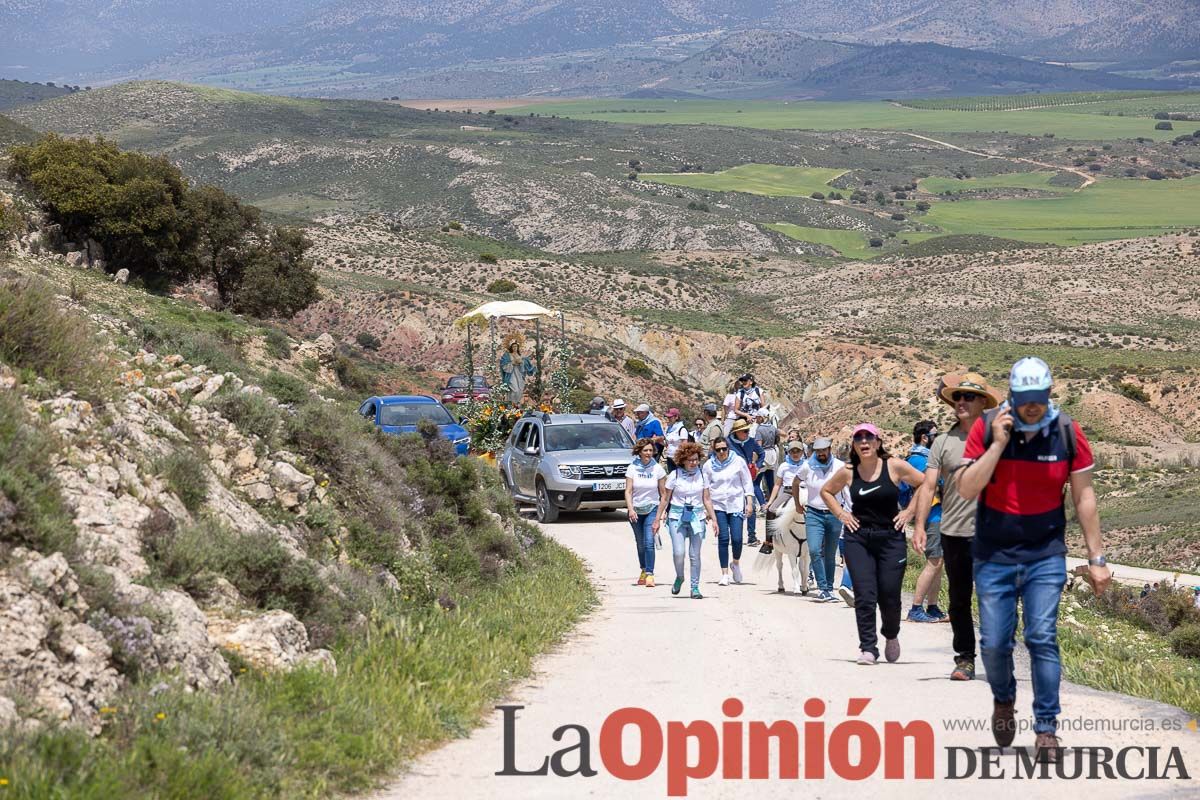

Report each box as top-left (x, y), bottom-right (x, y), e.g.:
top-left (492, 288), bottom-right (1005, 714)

top-left (653, 441), bottom-right (716, 599)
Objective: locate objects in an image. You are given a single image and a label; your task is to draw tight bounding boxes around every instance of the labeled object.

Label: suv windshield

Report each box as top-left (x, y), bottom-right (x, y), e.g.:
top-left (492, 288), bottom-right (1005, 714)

top-left (545, 424), bottom-right (629, 452)
top-left (380, 403), bottom-right (454, 427)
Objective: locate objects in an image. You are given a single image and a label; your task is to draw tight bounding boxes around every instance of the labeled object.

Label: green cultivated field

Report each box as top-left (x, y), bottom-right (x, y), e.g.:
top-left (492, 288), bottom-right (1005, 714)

top-left (919, 171), bottom-right (1073, 195)
top-left (766, 224), bottom-right (939, 258)
top-left (641, 164), bottom-right (846, 197)
top-left (518, 98), bottom-right (1188, 141)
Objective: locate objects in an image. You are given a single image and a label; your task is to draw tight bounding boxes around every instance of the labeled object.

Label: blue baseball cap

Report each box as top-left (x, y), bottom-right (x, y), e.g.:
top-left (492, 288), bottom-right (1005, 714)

top-left (1009, 357), bottom-right (1053, 406)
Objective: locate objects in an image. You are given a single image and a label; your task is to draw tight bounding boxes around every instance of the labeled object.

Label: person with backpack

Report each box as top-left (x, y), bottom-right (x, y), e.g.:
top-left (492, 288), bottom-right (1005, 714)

top-left (958, 357), bottom-right (1112, 762)
top-left (753, 407), bottom-right (780, 505)
top-left (914, 372), bottom-right (999, 682)
top-left (820, 424), bottom-right (926, 664)
top-left (728, 419), bottom-right (766, 546)
top-left (902, 420), bottom-right (946, 623)
top-left (735, 373), bottom-right (767, 424)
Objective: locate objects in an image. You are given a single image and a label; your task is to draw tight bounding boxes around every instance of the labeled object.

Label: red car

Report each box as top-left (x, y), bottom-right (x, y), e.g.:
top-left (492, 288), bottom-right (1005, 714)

top-left (440, 375), bottom-right (491, 404)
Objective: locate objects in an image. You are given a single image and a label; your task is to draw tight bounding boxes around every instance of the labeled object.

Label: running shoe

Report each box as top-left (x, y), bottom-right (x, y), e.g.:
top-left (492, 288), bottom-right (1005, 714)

top-left (644, 574), bottom-right (655, 588)
top-left (838, 586), bottom-right (855, 607)
top-left (857, 651), bottom-right (876, 665)
top-left (950, 657), bottom-right (975, 681)
top-left (906, 607), bottom-right (934, 623)
top-left (815, 590), bottom-right (835, 602)
top-left (926, 605), bottom-right (948, 622)
top-left (884, 637), bottom-right (900, 663)
top-left (637, 570), bottom-right (647, 586)
top-left (691, 587), bottom-right (703, 599)
top-left (730, 563), bottom-right (744, 584)
top-left (746, 537), bottom-right (760, 547)
top-left (718, 573), bottom-right (730, 586)
top-left (672, 577), bottom-right (683, 596)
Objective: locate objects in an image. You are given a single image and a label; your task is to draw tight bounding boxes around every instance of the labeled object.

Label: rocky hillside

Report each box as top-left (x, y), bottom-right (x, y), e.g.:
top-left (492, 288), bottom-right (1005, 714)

top-left (0, 220), bottom-right (543, 736)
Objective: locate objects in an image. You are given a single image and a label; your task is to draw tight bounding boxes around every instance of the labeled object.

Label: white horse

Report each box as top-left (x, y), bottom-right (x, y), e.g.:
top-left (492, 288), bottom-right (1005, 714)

top-left (768, 501), bottom-right (811, 595)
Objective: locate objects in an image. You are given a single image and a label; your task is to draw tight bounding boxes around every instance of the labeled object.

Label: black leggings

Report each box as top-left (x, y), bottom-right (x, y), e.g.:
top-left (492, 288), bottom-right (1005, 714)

top-left (941, 534), bottom-right (976, 660)
top-left (843, 527), bottom-right (907, 658)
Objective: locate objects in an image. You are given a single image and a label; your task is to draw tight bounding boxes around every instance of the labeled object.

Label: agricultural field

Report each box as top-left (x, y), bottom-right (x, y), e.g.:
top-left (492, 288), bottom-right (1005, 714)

top-left (896, 91), bottom-right (1189, 112)
top-left (919, 171), bottom-right (1072, 195)
top-left (766, 223), bottom-right (939, 259)
top-left (519, 97), bottom-right (1190, 140)
top-left (640, 164), bottom-right (847, 198)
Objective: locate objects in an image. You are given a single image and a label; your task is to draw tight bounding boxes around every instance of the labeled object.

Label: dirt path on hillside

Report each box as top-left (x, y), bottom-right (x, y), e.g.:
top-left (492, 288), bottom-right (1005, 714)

top-left (878, 130), bottom-right (1097, 190)
top-left (373, 513), bottom-right (1199, 798)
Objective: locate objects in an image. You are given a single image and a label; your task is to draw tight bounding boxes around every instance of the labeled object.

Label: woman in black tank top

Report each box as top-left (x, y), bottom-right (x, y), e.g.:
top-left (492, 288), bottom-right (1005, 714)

top-left (820, 423), bottom-right (927, 665)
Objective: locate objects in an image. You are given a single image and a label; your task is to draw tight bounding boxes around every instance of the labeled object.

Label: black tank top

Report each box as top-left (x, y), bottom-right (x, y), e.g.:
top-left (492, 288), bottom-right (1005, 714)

top-left (850, 458), bottom-right (900, 530)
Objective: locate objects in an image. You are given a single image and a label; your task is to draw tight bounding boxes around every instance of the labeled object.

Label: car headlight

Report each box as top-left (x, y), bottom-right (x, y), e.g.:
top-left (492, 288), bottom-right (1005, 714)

top-left (557, 465), bottom-right (583, 479)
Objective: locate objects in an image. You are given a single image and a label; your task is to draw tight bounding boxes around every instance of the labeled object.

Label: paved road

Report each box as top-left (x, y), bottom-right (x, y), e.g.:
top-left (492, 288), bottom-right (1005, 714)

top-left (376, 513), bottom-right (1199, 799)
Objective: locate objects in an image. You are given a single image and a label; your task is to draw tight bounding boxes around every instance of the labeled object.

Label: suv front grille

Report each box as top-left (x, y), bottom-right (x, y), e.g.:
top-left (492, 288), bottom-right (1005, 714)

top-left (579, 464), bottom-right (629, 478)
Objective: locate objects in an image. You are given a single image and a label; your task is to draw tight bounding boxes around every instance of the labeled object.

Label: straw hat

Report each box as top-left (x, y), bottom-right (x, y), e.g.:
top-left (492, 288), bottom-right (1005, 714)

top-left (938, 372), bottom-right (1001, 409)
top-left (730, 419), bottom-right (752, 434)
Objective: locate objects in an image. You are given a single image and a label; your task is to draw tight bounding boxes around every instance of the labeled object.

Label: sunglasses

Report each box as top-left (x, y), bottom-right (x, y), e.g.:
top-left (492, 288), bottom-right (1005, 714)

top-left (853, 433), bottom-right (878, 443)
top-left (714, 447), bottom-right (729, 453)
top-left (951, 391), bottom-right (983, 402)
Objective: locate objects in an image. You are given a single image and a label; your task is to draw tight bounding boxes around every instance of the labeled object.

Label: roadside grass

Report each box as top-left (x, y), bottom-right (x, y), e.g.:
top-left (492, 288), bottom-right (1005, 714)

top-left (0, 536), bottom-right (596, 799)
top-left (516, 98), bottom-right (1186, 141)
top-left (641, 164), bottom-right (846, 197)
top-left (903, 546), bottom-right (1200, 717)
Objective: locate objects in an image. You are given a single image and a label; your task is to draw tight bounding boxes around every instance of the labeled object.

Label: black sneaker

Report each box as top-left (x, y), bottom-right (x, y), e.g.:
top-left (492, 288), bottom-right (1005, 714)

top-left (992, 701), bottom-right (1016, 747)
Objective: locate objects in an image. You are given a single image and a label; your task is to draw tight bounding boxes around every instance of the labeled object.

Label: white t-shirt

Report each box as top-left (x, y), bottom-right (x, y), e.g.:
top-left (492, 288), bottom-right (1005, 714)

top-left (794, 457), bottom-right (850, 511)
top-left (625, 460), bottom-right (666, 510)
top-left (703, 455), bottom-right (755, 513)
top-left (722, 393), bottom-right (737, 434)
top-left (776, 457), bottom-right (805, 491)
top-left (666, 468), bottom-right (708, 507)
top-left (664, 421), bottom-right (690, 459)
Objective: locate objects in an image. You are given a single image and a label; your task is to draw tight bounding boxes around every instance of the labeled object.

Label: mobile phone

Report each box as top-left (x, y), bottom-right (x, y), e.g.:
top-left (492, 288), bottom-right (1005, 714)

top-left (999, 400), bottom-right (1013, 432)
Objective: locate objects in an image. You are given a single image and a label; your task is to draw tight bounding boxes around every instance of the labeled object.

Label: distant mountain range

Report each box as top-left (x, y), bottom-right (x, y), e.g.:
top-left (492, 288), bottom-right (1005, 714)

top-left (1, 0), bottom-right (1197, 98)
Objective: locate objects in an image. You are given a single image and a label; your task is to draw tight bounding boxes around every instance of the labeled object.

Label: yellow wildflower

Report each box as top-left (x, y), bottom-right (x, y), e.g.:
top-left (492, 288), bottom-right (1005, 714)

top-left (155, 712), bottom-right (166, 722)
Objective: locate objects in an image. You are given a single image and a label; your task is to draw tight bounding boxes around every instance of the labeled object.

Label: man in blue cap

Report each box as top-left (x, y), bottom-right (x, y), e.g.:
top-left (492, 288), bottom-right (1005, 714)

top-left (959, 357), bottom-right (1112, 762)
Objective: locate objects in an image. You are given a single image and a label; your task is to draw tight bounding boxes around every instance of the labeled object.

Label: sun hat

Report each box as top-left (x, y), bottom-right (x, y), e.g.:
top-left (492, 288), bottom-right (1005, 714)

top-left (634, 403), bottom-right (651, 413)
top-left (754, 408), bottom-right (769, 418)
top-left (812, 436), bottom-right (832, 450)
top-left (938, 372), bottom-right (1001, 409)
top-left (730, 419), bottom-right (752, 434)
top-left (787, 440), bottom-right (805, 451)
top-left (612, 399), bottom-right (626, 409)
top-left (666, 407), bottom-right (680, 418)
top-left (852, 423), bottom-right (881, 439)
top-left (1009, 357), bottom-right (1053, 406)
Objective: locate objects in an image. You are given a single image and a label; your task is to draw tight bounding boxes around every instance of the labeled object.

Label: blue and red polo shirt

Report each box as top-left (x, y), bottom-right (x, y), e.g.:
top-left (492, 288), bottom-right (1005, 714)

top-left (961, 415), bottom-right (1094, 564)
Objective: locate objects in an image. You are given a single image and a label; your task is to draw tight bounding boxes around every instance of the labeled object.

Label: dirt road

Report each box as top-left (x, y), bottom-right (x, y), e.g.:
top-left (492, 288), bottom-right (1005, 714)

top-left (878, 130), bottom-right (1098, 189)
top-left (375, 513), bottom-right (1198, 798)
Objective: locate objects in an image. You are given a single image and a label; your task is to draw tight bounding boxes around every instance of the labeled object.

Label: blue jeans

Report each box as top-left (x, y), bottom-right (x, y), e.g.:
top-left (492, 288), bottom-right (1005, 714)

top-left (839, 538), bottom-right (853, 589)
top-left (975, 554), bottom-right (1067, 734)
top-left (630, 508), bottom-right (657, 574)
top-left (745, 480), bottom-right (766, 540)
top-left (804, 507), bottom-right (842, 592)
top-left (714, 510), bottom-right (744, 568)
top-left (668, 518), bottom-right (704, 590)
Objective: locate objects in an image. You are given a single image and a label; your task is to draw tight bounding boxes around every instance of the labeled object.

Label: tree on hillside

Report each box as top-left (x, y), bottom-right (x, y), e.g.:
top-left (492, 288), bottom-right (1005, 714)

top-left (231, 227), bottom-right (319, 318)
top-left (188, 185), bottom-right (264, 307)
top-left (6, 134), bottom-right (197, 283)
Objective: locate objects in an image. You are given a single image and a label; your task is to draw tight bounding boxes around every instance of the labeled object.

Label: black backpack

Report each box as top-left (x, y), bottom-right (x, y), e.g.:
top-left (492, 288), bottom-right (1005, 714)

top-left (982, 408), bottom-right (1077, 465)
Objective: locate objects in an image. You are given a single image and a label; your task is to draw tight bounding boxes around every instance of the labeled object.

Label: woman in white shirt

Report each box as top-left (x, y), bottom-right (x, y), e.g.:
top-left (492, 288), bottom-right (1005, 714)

top-left (722, 378), bottom-right (740, 436)
top-left (763, 440), bottom-right (808, 552)
top-left (792, 436), bottom-right (853, 603)
top-left (625, 438), bottom-right (667, 588)
top-left (662, 407), bottom-right (690, 473)
top-left (702, 436), bottom-right (756, 586)
top-left (653, 441), bottom-right (715, 599)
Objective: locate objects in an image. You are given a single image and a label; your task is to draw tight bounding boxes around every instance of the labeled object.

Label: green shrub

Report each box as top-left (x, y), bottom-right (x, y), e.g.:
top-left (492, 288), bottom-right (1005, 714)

top-left (141, 513), bottom-right (220, 597)
top-left (479, 253), bottom-right (498, 264)
top-left (207, 388), bottom-right (280, 444)
top-left (262, 369), bottom-right (309, 405)
top-left (447, 220), bottom-right (463, 230)
top-left (624, 357), bottom-right (653, 379)
top-left (217, 529), bottom-right (326, 621)
top-left (0, 277), bottom-right (105, 397)
top-left (154, 448), bottom-right (209, 512)
top-left (229, 227), bottom-right (319, 319)
top-left (0, 390), bottom-right (75, 557)
top-left (262, 326), bottom-right (292, 360)
top-left (1115, 381), bottom-right (1150, 403)
top-left (1155, 121), bottom-right (1174, 131)
top-left (139, 319), bottom-right (243, 376)
top-left (1170, 624), bottom-right (1200, 660)
top-left (487, 278), bottom-right (517, 293)
top-left (0, 199), bottom-right (23, 250)
top-left (332, 354), bottom-right (374, 394)
top-left (355, 332), bottom-right (382, 351)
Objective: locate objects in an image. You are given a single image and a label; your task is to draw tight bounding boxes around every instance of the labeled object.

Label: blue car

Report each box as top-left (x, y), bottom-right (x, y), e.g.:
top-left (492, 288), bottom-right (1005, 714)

top-left (358, 395), bottom-right (471, 456)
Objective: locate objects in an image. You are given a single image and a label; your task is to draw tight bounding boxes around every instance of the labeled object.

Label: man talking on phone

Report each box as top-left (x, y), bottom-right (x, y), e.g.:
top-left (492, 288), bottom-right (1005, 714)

top-left (958, 357), bottom-right (1111, 763)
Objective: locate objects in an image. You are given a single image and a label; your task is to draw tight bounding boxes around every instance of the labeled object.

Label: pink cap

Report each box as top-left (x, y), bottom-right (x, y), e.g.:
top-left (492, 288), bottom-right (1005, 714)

top-left (852, 423), bottom-right (880, 438)
top-left (666, 407), bottom-right (680, 417)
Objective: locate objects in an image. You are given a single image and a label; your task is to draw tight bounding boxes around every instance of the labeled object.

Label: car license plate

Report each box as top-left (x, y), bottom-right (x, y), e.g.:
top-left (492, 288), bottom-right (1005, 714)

top-left (592, 480), bottom-right (625, 491)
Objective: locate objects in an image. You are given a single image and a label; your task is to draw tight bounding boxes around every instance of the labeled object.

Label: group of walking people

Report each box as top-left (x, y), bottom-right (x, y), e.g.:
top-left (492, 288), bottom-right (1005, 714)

top-left (620, 357), bottom-right (1114, 761)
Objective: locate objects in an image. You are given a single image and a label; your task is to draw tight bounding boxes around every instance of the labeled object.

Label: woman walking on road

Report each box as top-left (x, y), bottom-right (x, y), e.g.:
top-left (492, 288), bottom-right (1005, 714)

top-left (821, 424), bottom-right (926, 665)
top-left (793, 436), bottom-right (851, 603)
top-left (703, 436), bottom-right (755, 586)
top-left (625, 438), bottom-right (667, 588)
top-left (654, 442), bottom-right (716, 599)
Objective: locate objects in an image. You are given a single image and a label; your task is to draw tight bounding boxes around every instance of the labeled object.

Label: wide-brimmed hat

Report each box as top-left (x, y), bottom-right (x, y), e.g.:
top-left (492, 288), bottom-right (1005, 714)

top-left (938, 372), bottom-right (1001, 409)
top-left (612, 399), bottom-right (626, 409)
top-left (730, 419), bottom-right (752, 434)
